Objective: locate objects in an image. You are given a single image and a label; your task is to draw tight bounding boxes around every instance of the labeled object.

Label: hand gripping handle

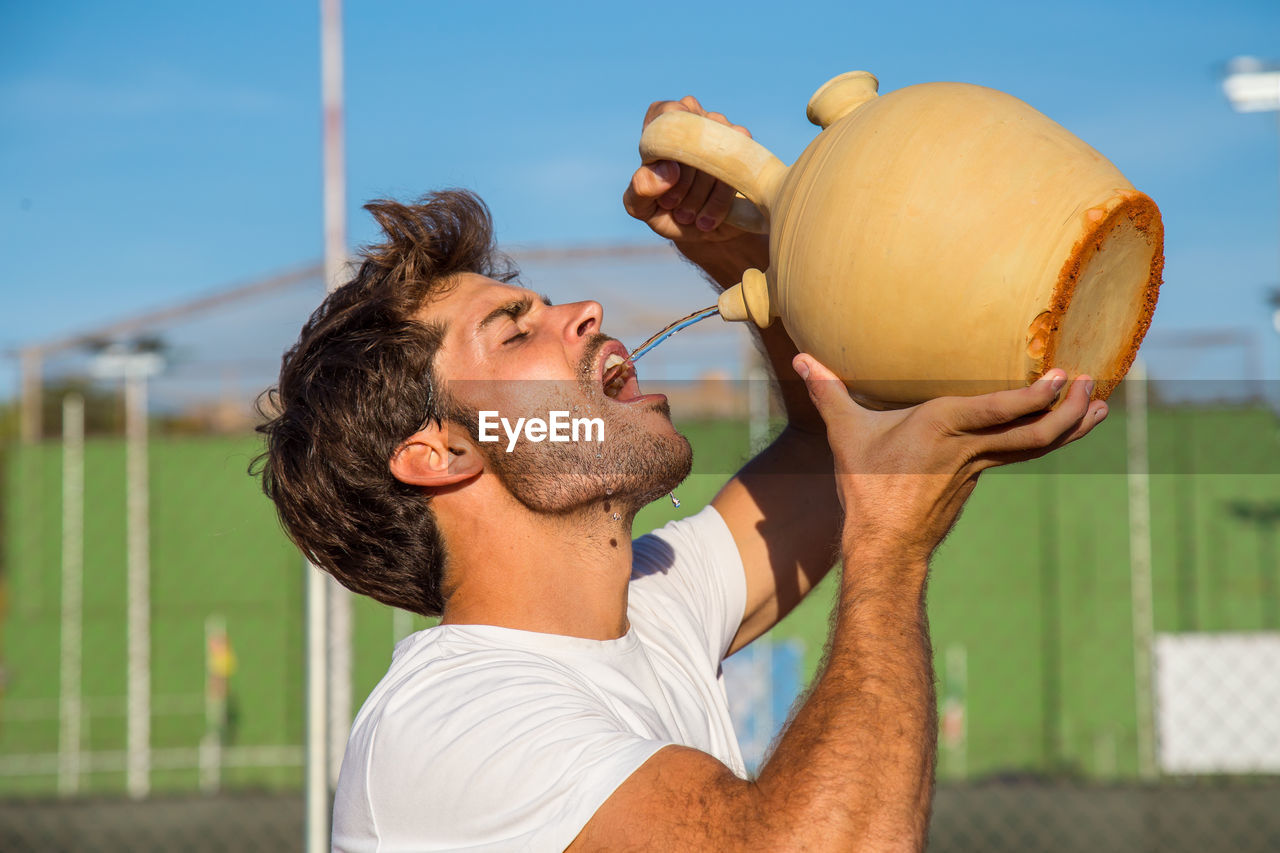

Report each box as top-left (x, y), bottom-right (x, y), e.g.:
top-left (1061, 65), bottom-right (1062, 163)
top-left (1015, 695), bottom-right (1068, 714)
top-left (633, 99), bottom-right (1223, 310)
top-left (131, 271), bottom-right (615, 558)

top-left (638, 111), bottom-right (788, 234)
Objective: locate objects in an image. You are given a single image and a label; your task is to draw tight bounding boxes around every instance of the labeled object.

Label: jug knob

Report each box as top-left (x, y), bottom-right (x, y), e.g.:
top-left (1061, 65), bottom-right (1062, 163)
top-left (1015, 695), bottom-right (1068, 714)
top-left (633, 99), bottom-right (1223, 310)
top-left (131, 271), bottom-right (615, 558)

top-left (807, 71), bottom-right (879, 128)
top-left (717, 268), bottom-right (774, 328)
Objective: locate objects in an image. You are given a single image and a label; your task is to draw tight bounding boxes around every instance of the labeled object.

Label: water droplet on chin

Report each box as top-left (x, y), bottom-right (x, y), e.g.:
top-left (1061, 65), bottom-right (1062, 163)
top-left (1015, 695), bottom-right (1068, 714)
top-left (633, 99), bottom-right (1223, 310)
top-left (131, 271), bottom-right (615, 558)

top-left (611, 512), bottom-right (620, 521)
top-left (669, 493), bottom-right (680, 508)
top-left (605, 487), bottom-right (613, 496)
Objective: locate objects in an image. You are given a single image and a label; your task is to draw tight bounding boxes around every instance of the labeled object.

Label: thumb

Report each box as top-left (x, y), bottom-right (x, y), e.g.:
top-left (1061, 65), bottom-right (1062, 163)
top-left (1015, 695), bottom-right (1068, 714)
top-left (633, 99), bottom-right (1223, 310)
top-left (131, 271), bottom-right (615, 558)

top-left (792, 353), bottom-right (859, 425)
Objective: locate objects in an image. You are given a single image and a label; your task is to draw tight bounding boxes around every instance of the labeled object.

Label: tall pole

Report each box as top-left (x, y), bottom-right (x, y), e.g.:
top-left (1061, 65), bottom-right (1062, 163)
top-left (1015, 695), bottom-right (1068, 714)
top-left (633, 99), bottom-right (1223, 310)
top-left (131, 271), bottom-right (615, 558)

top-left (305, 563), bottom-right (329, 852)
top-left (1126, 360), bottom-right (1157, 780)
top-left (322, 0), bottom-right (353, 788)
top-left (125, 368), bottom-right (152, 799)
top-left (310, 0), bottom-right (348, 848)
top-left (58, 394), bottom-right (85, 795)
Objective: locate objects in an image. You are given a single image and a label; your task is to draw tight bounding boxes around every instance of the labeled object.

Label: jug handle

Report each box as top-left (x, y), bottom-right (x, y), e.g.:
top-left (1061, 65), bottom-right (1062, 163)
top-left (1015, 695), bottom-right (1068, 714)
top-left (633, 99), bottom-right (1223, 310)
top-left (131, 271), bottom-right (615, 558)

top-left (639, 111), bottom-right (787, 234)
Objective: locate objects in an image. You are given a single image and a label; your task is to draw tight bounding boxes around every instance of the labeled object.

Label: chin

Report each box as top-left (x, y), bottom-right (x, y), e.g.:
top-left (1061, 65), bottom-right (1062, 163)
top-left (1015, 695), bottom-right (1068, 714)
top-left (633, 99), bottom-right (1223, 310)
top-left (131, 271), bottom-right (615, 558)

top-left (484, 411), bottom-right (692, 516)
top-left (625, 429), bottom-right (693, 506)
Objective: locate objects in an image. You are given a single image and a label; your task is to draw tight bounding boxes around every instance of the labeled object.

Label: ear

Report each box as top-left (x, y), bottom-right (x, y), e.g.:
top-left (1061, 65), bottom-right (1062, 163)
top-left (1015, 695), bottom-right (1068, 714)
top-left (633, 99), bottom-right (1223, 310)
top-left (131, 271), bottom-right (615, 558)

top-left (390, 420), bottom-right (484, 487)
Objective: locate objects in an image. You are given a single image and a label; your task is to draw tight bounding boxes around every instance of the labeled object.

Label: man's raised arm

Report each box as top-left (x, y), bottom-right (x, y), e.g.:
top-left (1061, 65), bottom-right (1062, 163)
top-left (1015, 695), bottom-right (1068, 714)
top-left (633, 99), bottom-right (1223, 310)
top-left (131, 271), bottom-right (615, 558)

top-left (570, 358), bottom-right (1107, 851)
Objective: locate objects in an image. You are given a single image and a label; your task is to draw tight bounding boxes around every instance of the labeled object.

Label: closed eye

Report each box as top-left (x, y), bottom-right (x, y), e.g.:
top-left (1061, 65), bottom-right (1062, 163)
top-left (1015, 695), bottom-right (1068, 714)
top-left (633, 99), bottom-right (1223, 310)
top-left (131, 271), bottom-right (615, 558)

top-left (478, 292), bottom-right (553, 345)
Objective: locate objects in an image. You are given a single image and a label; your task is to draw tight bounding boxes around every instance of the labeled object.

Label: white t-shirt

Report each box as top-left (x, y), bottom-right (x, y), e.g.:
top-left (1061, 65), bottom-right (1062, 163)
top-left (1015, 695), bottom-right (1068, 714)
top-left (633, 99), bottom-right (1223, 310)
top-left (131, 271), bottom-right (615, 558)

top-left (331, 505), bottom-right (749, 852)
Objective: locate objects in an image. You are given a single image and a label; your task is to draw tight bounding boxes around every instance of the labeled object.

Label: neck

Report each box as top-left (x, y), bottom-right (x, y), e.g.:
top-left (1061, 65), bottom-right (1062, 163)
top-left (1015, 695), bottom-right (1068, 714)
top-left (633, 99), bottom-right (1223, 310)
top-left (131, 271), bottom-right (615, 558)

top-left (435, 483), bottom-right (637, 641)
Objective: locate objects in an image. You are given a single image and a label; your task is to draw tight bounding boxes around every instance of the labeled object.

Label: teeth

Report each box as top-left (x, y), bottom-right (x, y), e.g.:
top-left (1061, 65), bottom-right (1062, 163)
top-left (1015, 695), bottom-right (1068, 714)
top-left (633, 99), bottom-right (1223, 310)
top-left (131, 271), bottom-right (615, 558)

top-left (602, 354), bottom-right (628, 399)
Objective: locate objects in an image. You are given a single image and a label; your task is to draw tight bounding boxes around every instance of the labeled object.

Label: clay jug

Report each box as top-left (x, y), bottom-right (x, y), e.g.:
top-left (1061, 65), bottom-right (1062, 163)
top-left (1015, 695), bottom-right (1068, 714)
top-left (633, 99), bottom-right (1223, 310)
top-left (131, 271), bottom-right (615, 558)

top-left (639, 71), bottom-right (1163, 405)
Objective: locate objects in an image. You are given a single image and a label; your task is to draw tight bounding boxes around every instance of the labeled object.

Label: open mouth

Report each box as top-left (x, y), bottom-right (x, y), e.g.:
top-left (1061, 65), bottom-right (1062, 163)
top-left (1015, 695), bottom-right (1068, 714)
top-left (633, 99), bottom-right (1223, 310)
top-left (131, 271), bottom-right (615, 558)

top-left (598, 344), bottom-right (644, 403)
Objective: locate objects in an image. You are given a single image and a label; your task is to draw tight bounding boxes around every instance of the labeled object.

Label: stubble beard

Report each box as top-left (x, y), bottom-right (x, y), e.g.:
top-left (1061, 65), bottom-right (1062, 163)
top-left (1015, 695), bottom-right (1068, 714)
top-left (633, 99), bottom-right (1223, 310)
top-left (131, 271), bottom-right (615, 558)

top-left (447, 340), bottom-right (692, 516)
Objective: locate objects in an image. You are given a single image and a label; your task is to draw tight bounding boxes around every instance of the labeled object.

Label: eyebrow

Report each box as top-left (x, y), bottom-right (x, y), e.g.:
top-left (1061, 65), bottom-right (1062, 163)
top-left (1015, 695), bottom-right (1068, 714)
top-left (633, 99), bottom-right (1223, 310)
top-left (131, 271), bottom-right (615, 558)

top-left (475, 293), bottom-right (554, 334)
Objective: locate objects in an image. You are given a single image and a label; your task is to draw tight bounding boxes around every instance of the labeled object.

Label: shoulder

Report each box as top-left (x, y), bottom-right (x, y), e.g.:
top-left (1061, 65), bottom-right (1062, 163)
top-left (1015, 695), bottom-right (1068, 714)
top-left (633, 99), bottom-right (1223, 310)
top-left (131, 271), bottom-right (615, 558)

top-left (629, 505), bottom-right (747, 663)
top-left (351, 628), bottom-right (614, 754)
top-left (631, 503), bottom-right (741, 583)
top-left (334, 628), bottom-right (667, 851)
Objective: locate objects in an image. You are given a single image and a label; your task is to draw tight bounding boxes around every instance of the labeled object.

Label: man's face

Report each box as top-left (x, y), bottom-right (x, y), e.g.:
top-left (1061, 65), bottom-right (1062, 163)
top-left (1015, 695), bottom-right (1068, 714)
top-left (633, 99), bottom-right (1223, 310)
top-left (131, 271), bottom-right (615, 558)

top-left (423, 274), bottom-right (692, 513)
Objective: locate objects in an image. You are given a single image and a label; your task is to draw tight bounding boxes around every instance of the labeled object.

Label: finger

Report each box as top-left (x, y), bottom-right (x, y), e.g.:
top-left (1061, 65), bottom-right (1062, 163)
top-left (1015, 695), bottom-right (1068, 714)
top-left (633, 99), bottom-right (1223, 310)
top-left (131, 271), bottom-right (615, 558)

top-left (622, 183), bottom-right (658, 224)
top-left (633, 160), bottom-right (680, 197)
top-left (1053, 399), bottom-right (1108, 448)
top-left (793, 354), bottom-right (861, 428)
top-left (658, 161), bottom-right (697, 211)
top-left (693, 114), bottom-right (745, 230)
top-left (941, 369), bottom-right (1069, 433)
top-left (706, 112), bottom-right (753, 140)
top-left (974, 399), bottom-right (1109, 471)
top-left (623, 161), bottom-right (680, 222)
top-left (620, 201), bottom-right (682, 240)
top-left (685, 113), bottom-right (745, 229)
top-left (643, 97), bottom-right (700, 129)
top-left (976, 377), bottom-right (1097, 457)
top-left (696, 179), bottom-right (740, 231)
top-left (622, 187), bottom-right (727, 242)
top-left (673, 170), bottom-right (717, 225)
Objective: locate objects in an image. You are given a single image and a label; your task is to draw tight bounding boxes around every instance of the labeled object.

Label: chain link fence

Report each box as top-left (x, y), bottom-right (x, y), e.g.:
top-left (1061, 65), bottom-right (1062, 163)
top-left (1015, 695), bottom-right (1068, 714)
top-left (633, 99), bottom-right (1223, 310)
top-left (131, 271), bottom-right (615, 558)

top-left (2, 249), bottom-right (1279, 849)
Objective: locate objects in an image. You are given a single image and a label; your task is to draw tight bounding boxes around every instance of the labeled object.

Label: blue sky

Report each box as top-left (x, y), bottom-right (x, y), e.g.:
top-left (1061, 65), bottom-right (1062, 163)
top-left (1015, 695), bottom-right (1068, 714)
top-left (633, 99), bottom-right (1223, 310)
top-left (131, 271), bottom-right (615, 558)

top-left (3, 0), bottom-right (1279, 394)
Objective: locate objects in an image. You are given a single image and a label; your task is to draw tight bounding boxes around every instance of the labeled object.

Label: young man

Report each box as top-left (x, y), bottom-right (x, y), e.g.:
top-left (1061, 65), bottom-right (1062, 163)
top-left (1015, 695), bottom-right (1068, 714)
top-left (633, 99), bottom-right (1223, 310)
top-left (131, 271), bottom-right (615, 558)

top-left (258, 98), bottom-right (1107, 851)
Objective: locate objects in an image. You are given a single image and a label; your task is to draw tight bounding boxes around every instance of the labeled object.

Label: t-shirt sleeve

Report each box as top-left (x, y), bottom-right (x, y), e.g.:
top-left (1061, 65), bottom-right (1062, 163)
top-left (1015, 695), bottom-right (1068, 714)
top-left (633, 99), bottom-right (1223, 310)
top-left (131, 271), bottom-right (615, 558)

top-left (350, 661), bottom-right (669, 853)
top-left (630, 504), bottom-right (748, 664)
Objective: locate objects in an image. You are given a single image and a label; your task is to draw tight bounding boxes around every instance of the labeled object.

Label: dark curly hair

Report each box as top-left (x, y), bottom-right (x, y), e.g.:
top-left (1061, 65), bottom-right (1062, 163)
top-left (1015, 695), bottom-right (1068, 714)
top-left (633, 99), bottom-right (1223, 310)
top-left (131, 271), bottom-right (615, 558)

top-left (255, 189), bottom-right (517, 616)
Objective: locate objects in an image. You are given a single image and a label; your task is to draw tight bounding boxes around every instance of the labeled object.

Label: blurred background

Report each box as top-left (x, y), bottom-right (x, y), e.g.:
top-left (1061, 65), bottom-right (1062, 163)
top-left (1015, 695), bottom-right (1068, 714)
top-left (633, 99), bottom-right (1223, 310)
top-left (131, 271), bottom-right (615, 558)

top-left (2, 0), bottom-right (1279, 850)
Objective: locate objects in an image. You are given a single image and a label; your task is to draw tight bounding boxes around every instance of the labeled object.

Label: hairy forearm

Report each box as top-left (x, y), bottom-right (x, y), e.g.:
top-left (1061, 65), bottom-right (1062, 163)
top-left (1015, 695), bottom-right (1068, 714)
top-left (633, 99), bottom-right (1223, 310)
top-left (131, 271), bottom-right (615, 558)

top-left (682, 231), bottom-right (937, 847)
top-left (675, 233), bottom-right (769, 293)
top-left (750, 541), bottom-right (937, 850)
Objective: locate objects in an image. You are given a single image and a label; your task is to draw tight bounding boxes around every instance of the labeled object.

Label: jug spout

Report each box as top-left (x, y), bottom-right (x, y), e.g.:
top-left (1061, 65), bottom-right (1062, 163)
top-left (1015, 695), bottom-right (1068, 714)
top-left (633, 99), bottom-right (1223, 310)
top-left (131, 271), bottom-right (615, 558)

top-left (717, 268), bottom-right (774, 328)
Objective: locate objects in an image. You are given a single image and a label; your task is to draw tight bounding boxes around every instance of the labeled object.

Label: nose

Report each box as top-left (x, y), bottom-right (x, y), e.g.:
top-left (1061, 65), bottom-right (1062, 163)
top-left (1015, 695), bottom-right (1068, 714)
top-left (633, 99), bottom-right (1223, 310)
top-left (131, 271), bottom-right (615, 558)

top-left (561, 300), bottom-right (603, 343)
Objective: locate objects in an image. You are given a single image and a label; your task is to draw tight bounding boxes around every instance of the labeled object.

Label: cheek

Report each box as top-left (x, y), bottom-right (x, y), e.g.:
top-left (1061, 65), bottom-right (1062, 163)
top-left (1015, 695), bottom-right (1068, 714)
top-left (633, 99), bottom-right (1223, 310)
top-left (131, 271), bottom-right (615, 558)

top-left (444, 340), bottom-right (588, 417)
top-left (457, 377), bottom-right (585, 422)
top-left (445, 379), bottom-right (495, 417)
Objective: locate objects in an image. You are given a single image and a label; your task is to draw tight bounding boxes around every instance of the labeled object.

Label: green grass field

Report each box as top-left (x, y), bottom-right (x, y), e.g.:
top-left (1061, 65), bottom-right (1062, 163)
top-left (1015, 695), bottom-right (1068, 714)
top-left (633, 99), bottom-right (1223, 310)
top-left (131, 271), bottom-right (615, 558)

top-left (2, 406), bottom-right (1277, 794)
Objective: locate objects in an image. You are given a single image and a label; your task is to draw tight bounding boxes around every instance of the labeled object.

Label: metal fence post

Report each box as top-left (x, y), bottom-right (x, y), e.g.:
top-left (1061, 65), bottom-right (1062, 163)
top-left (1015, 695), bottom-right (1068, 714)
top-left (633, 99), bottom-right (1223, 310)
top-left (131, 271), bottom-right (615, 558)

top-left (58, 394), bottom-right (84, 795)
